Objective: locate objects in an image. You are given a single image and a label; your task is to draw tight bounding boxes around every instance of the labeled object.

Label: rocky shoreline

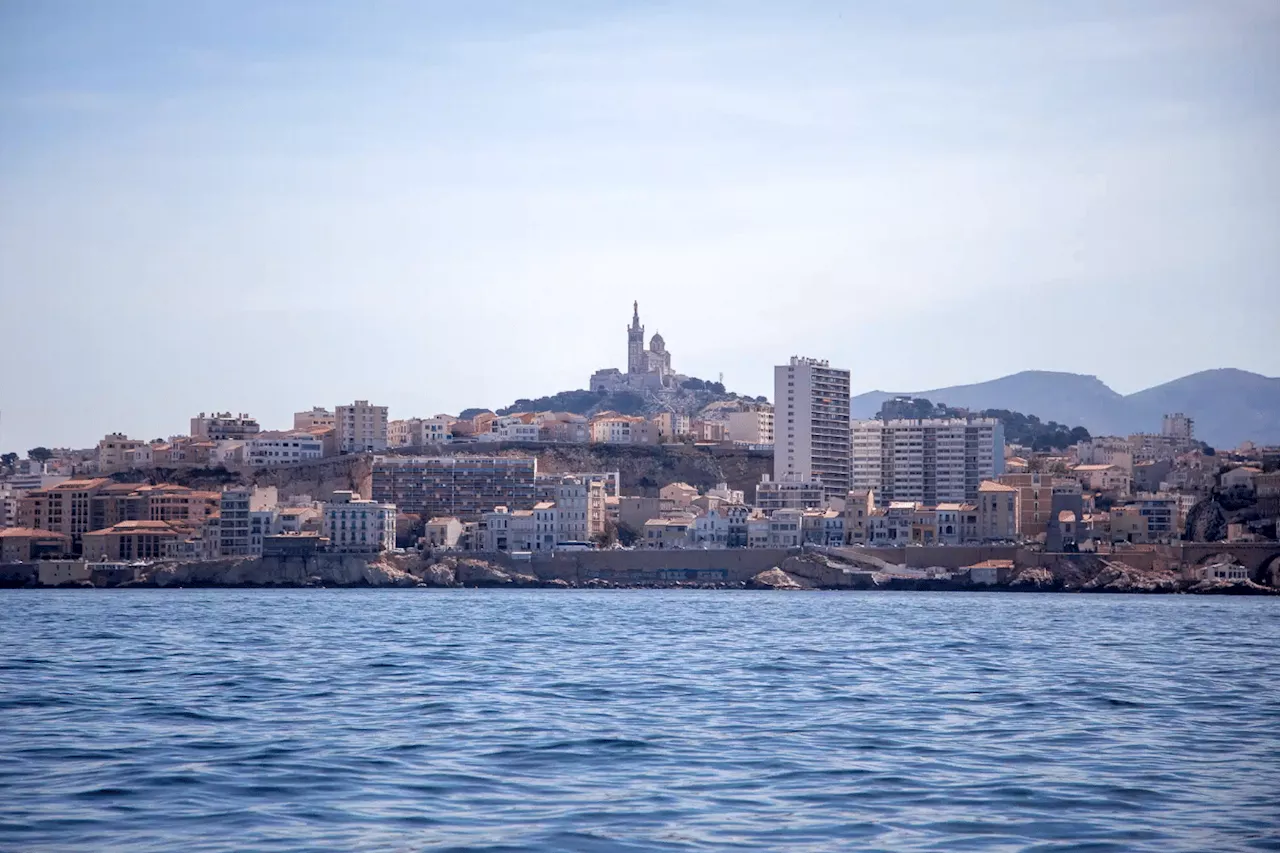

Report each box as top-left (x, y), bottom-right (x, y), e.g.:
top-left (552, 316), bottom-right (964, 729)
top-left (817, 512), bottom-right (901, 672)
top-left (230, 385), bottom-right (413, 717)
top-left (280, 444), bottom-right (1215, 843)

top-left (3, 551), bottom-right (1275, 595)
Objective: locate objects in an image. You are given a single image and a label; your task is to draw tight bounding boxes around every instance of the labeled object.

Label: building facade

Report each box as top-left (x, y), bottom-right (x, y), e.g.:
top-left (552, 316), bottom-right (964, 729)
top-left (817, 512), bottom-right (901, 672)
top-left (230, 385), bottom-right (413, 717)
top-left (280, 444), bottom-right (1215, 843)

top-left (372, 456), bottom-right (539, 519)
top-left (322, 490), bottom-right (396, 553)
top-left (852, 418), bottom-right (1005, 506)
top-left (774, 356), bottom-right (851, 500)
top-left (336, 400), bottom-right (389, 454)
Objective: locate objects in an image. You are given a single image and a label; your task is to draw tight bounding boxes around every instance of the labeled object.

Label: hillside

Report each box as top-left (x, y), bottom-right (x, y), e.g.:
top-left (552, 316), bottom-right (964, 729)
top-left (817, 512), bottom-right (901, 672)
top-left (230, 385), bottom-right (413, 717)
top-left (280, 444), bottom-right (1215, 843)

top-left (852, 369), bottom-right (1279, 448)
top-left (482, 378), bottom-right (765, 420)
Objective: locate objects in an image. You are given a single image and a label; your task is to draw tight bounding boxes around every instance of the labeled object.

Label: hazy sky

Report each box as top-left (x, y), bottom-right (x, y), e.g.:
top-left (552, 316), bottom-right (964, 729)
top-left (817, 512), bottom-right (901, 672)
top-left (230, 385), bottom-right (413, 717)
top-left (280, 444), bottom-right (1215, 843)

top-left (2, 0), bottom-right (1277, 452)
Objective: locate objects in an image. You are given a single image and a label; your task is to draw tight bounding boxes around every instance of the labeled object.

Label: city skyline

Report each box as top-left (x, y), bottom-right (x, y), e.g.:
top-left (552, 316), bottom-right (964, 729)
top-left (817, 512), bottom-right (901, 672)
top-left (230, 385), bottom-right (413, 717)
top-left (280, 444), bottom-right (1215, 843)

top-left (3, 1), bottom-right (1278, 452)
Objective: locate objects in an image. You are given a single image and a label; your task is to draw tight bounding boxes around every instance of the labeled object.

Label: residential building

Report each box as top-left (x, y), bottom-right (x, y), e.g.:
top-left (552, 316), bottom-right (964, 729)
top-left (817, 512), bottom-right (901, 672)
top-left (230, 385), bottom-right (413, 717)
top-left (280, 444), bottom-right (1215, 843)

top-left (755, 474), bottom-right (826, 513)
top-left (1074, 437), bottom-right (1134, 473)
top-left (97, 434), bottom-right (146, 473)
top-left (336, 400), bottom-right (389, 454)
top-left (82, 519), bottom-right (192, 562)
top-left (843, 489), bottom-right (875, 544)
top-left (217, 487), bottom-right (254, 556)
top-left (801, 509), bottom-right (844, 547)
top-left (1162, 413), bottom-right (1194, 441)
top-left (774, 356), bottom-right (851, 500)
top-left (551, 476), bottom-right (606, 542)
top-left (389, 417), bottom-right (456, 448)
top-left (996, 473), bottom-right (1060, 539)
top-left (976, 481), bottom-right (1019, 540)
top-left (643, 516), bottom-right (694, 549)
top-left (17, 478), bottom-right (114, 551)
top-left (618, 497), bottom-right (663, 533)
top-left (0, 527), bottom-right (72, 562)
top-left (322, 490), bottom-right (397, 553)
top-left (652, 412), bottom-right (692, 441)
top-left (424, 517), bottom-right (464, 549)
top-left (868, 502), bottom-right (917, 544)
top-left (1070, 464), bottom-right (1131, 494)
top-left (768, 508), bottom-right (804, 548)
top-left (659, 482), bottom-right (700, 507)
top-left (691, 419), bottom-right (728, 443)
top-left (1221, 466), bottom-right (1261, 492)
top-left (190, 412), bottom-right (260, 441)
top-left (294, 407), bottom-right (336, 431)
top-left (244, 432), bottom-right (326, 466)
top-left (371, 456), bottom-right (539, 518)
top-left (852, 418), bottom-right (1005, 506)
top-left (747, 516), bottom-right (771, 548)
top-left (539, 414), bottom-right (590, 444)
top-left (706, 483), bottom-right (745, 504)
top-left (1127, 493), bottom-right (1180, 541)
top-left (1132, 459), bottom-right (1173, 493)
top-left (693, 509), bottom-right (731, 548)
top-left (728, 406), bottom-right (775, 446)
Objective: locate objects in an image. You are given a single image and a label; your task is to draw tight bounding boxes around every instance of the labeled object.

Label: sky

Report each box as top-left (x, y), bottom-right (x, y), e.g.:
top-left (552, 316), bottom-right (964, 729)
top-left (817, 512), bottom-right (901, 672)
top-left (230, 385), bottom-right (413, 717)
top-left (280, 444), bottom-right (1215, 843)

top-left (1, 0), bottom-right (1278, 452)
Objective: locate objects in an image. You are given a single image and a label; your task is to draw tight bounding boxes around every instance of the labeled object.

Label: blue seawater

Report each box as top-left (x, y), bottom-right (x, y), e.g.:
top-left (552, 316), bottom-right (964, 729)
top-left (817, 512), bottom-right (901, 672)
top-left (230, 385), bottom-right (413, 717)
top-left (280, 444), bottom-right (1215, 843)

top-left (1, 590), bottom-right (1277, 852)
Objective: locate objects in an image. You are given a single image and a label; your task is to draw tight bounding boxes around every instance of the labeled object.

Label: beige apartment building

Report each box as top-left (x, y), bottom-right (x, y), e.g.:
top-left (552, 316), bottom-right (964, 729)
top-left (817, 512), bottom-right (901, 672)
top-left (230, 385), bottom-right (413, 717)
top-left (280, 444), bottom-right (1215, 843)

top-left (294, 407), bottom-right (336, 431)
top-left (728, 407), bottom-right (775, 445)
top-left (97, 434), bottom-right (146, 473)
top-left (976, 480), bottom-right (1020, 540)
top-left (336, 400), bottom-right (389, 454)
top-left (996, 472), bottom-right (1060, 538)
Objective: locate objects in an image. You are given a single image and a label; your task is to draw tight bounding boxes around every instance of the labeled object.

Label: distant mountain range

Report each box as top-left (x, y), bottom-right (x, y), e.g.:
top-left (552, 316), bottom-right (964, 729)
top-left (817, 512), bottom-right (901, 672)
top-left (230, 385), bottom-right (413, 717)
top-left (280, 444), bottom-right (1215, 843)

top-left (850, 369), bottom-right (1280, 449)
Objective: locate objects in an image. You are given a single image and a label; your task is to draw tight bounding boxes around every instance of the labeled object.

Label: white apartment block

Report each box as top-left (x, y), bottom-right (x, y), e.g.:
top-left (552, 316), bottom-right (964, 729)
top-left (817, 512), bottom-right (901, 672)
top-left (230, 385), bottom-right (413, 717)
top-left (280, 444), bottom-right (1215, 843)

top-left (243, 432), bottom-right (325, 467)
top-left (728, 406), bottom-right (775, 445)
top-left (851, 418), bottom-right (1005, 507)
top-left (775, 357), bottom-right (851, 500)
top-left (322, 490), bottom-right (396, 553)
top-left (336, 400), bottom-right (389, 454)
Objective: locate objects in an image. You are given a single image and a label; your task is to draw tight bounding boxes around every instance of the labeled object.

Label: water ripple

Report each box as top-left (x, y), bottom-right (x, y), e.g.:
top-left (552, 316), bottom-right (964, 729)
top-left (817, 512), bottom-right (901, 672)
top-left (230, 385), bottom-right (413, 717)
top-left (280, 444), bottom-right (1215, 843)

top-left (0, 590), bottom-right (1277, 851)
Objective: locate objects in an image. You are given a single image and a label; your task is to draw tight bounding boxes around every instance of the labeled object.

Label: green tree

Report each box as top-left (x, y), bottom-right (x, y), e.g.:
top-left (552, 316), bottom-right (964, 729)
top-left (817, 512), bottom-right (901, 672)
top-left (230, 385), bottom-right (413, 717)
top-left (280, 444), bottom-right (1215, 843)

top-left (28, 447), bottom-right (53, 463)
top-left (0, 452), bottom-right (17, 470)
top-left (615, 523), bottom-right (640, 547)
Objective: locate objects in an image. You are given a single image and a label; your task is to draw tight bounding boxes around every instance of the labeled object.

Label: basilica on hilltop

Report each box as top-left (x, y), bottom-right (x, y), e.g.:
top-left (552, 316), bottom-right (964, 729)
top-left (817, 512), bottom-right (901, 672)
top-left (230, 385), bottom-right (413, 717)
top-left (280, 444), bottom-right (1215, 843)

top-left (589, 302), bottom-right (682, 392)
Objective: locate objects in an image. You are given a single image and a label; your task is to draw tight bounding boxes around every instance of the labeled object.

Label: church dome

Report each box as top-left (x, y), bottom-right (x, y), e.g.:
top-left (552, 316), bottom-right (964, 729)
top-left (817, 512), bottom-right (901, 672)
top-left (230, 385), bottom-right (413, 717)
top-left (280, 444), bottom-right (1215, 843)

top-left (649, 332), bottom-right (665, 352)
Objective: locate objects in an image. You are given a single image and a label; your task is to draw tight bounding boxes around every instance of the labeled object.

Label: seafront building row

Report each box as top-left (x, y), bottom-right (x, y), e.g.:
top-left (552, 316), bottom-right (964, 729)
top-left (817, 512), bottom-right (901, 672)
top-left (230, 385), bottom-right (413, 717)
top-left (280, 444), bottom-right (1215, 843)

top-left (3, 304), bottom-right (1277, 563)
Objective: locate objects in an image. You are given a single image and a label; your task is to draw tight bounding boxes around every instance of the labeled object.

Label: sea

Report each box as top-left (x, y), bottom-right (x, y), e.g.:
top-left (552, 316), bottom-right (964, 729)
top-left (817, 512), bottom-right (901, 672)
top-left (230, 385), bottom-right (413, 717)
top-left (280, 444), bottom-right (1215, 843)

top-left (1, 589), bottom-right (1277, 852)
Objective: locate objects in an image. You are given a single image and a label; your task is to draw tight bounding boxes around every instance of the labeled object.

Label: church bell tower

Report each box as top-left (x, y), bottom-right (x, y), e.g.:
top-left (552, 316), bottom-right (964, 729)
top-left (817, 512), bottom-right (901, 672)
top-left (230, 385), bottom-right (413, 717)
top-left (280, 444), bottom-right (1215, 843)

top-left (627, 301), bottom-right (645, 374)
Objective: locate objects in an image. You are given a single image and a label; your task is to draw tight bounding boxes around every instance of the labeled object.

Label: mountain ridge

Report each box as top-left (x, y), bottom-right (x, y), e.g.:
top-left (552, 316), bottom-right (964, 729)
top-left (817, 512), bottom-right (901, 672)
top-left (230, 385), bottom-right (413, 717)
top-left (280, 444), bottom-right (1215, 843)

top-left (850, 369), bottom-right (1279, 448)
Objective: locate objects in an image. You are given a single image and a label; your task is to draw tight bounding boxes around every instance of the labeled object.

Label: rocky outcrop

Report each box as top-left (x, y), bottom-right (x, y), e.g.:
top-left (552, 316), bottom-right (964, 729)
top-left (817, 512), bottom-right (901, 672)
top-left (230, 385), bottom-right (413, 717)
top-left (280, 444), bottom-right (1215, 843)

top-left (1008, 566), bottom-right (1056, 589)
top-left (748, 568), bottom-right (814, 590)
top-left (1080, 561), bottom-right (1180, 593)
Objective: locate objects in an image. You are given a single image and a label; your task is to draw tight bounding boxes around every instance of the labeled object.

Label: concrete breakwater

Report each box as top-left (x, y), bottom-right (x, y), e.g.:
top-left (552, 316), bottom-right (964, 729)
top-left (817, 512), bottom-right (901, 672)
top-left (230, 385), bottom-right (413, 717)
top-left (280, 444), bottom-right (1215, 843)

top-left (2, 548), bottom-right (1274, 594)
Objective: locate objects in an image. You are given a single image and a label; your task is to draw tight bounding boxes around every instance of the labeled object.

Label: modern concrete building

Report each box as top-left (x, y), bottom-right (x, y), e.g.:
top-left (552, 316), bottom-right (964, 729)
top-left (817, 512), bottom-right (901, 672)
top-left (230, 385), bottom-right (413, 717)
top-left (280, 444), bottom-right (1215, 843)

top-left (728, 407), bottom-right (775, 446)
top-left (322, 490), bottom-right (396, 553)
top-left (1162, 413), bottom-right (1194, 441)
top-left (243, 432), bottom-right (326, 466)
top-left (851, 418), bottom-right (1005, 506)
top-left (191, 412), bottom-right (261, 441)
top-left (774, 356), bottom-right (851, 500)
top-left (371, 456), bottom-right (539, 519)
top-left (294, 407), bottom-right (336, 431)
top-left (755, 474), bottom-right (825, 513)
top-left (336, 400), bottom-right (389, 454)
